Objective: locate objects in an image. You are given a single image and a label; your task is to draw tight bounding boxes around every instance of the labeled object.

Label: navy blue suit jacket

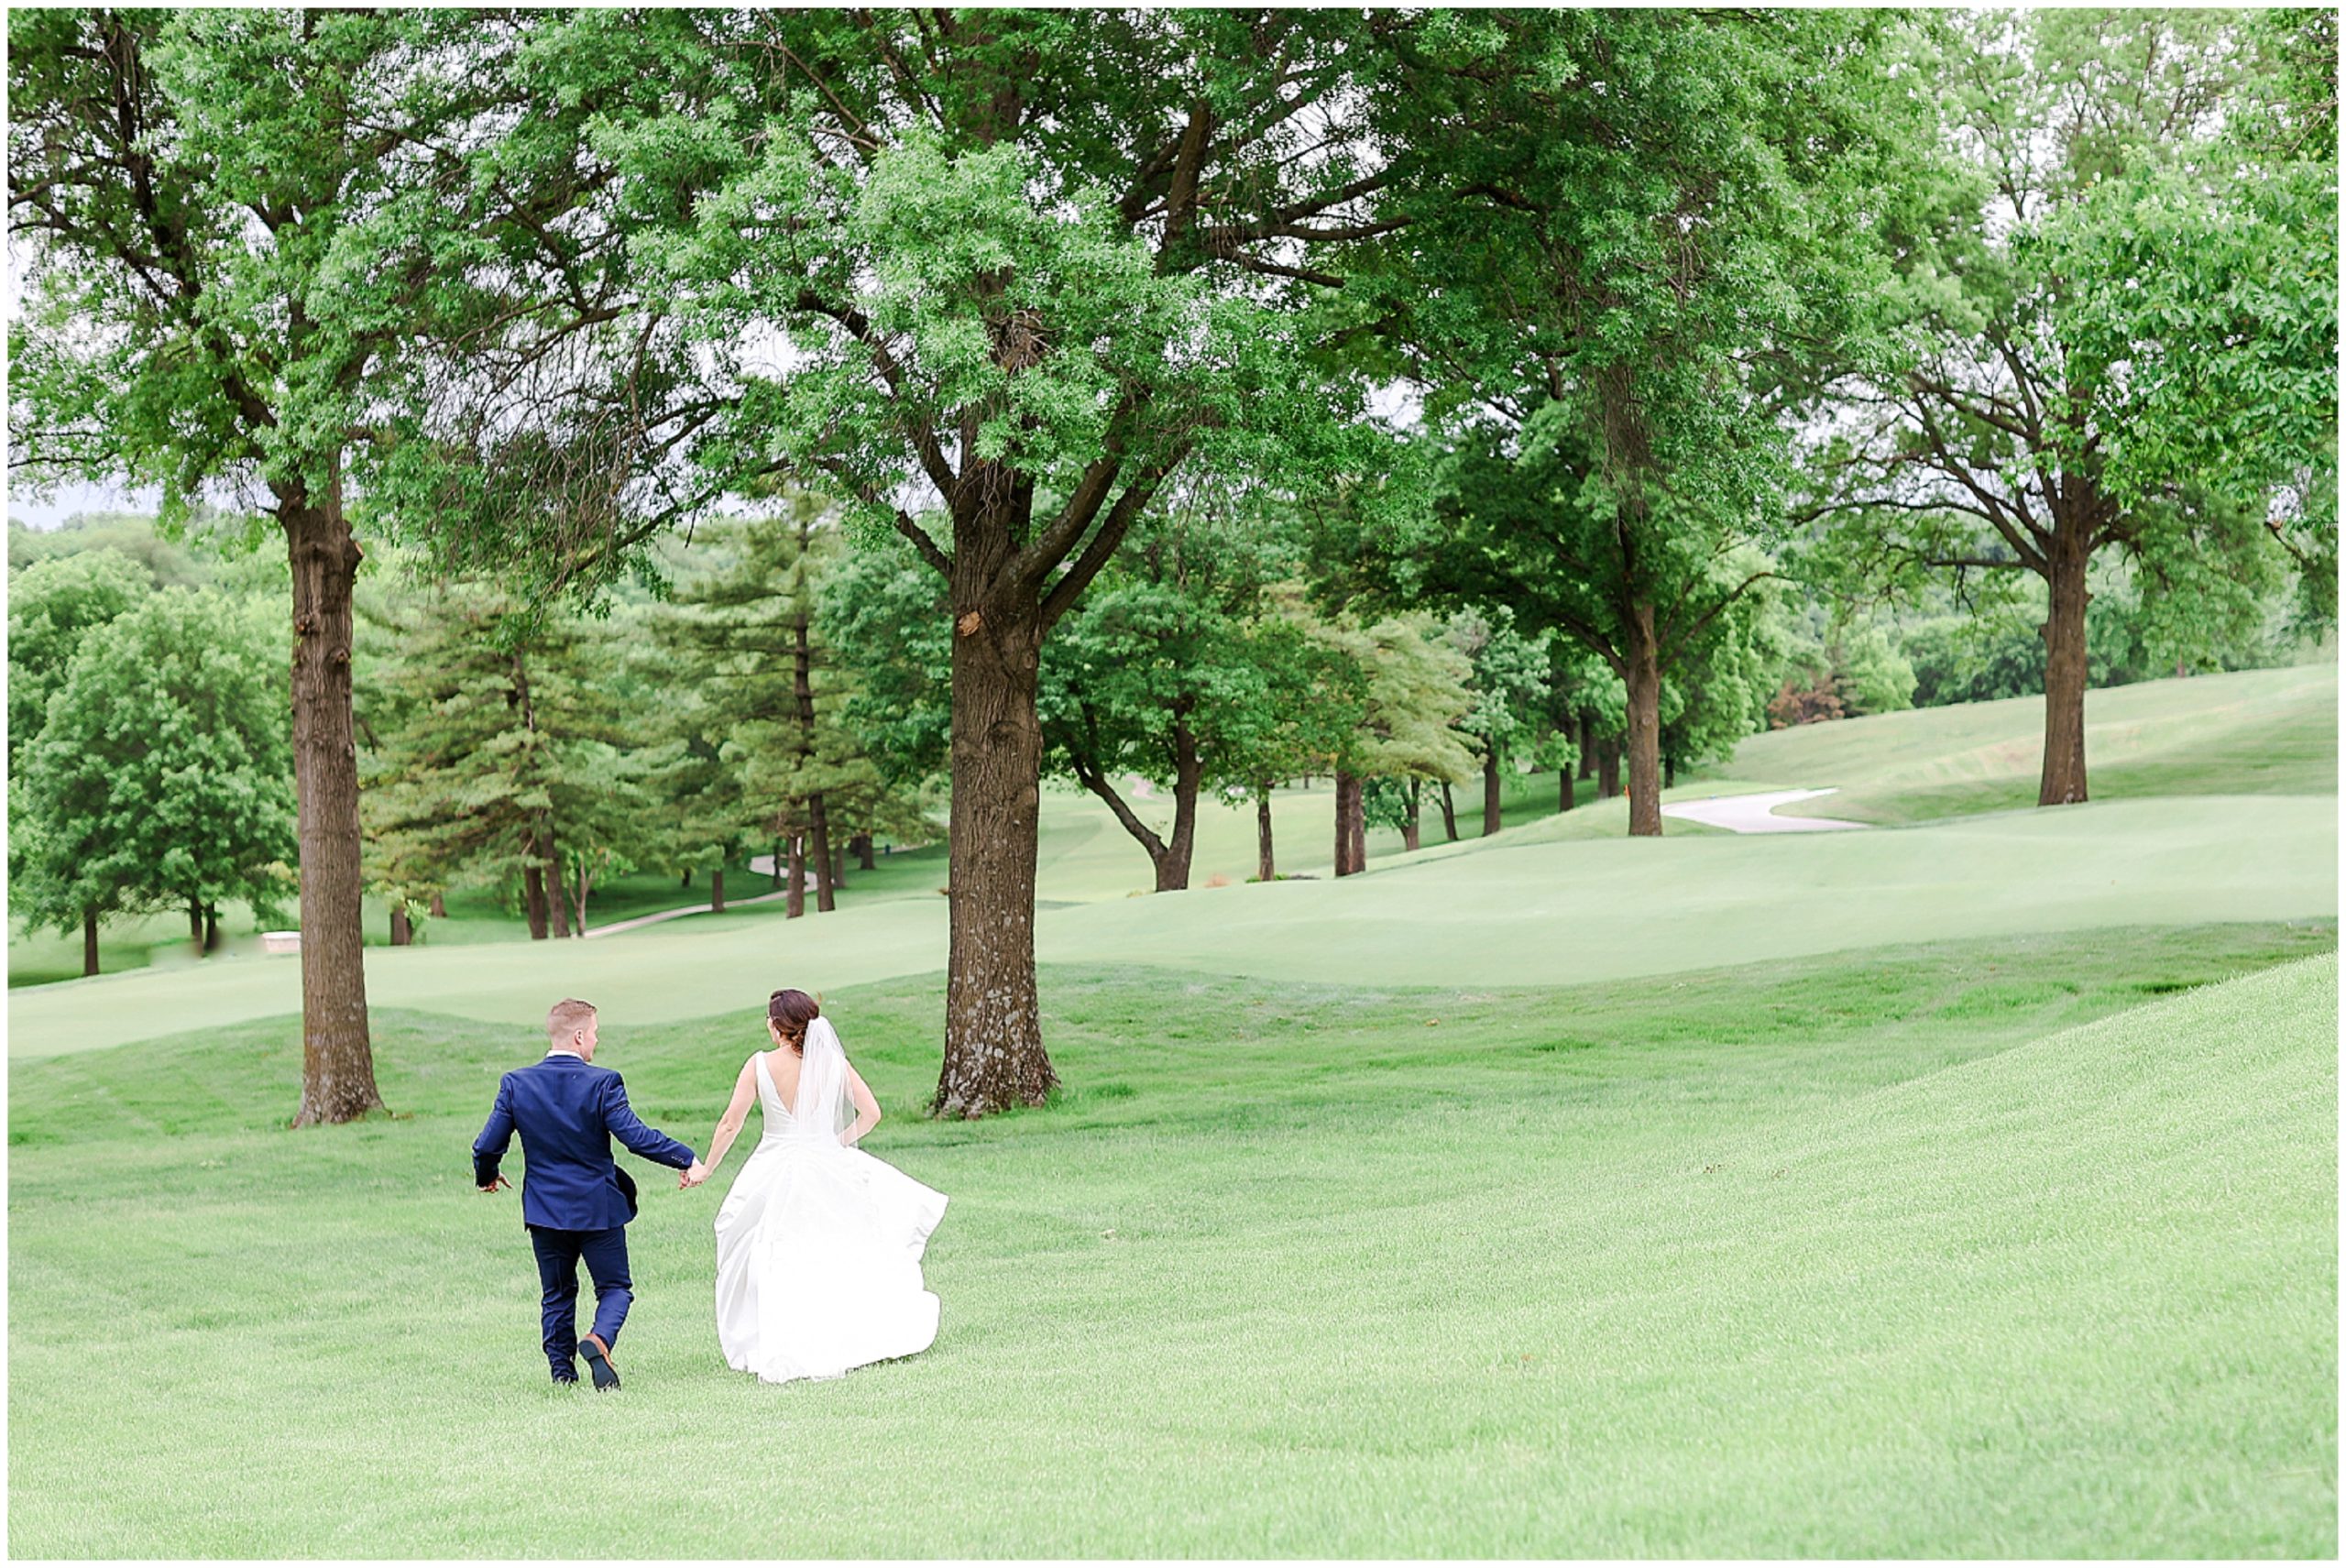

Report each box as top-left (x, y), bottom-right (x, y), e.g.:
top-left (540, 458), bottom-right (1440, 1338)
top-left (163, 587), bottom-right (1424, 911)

top-left (472, 1054), bottom-right (697, 1232)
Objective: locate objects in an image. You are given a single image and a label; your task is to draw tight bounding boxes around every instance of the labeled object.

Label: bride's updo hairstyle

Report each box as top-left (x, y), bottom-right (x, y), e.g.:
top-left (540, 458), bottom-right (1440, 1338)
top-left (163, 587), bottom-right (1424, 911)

top-left (768, 989), bottom-right (821, 1054)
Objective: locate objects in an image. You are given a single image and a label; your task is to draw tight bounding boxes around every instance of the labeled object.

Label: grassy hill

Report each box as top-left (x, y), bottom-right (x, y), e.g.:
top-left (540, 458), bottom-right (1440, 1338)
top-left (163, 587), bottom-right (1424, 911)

top-left (1700, 662), bottom-right (2336, 824)
top-left (9, 791), bottom-right (2330, 1058)
top-left (8, 927), bottom-right (2332, 1556)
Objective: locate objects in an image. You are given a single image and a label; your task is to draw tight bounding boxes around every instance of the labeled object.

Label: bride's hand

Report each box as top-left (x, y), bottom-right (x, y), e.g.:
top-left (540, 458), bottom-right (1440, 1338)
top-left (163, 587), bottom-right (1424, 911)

top-left (680, 1160), bottom-right (710, 1190)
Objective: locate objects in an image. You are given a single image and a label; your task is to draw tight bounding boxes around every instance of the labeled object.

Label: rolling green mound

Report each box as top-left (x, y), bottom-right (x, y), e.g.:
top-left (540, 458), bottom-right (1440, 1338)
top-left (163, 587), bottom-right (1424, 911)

top-left (7, 929), bottom-right (2332, 1556)
top-left (1706, 662), bottom-right (2336, 824)
top-left (14, 790), bottom-right (2328, 1058)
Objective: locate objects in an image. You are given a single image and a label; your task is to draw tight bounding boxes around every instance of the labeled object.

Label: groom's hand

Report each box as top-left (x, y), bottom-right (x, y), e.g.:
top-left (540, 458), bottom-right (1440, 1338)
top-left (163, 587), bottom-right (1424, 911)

top-left (478, 1175), bottom-right (510, 1194)
top-left (679, 1160), bottom-right (709, 1190)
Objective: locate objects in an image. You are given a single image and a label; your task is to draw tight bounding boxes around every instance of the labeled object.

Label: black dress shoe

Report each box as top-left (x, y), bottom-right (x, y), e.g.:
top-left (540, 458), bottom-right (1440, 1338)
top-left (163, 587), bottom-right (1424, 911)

top-left (579, 1332), bottom-right (620, 1391)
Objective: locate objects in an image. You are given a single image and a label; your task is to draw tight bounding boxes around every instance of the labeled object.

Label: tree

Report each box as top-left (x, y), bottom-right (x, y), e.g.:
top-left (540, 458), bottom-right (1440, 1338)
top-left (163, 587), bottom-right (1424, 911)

top-left (1374, 10), bottom-right (1921, 836)
top-left (1442, 607), bottom-right (1551, 837)
top-left (7, 10), bottom-right (506, 1123)
top-left (2043, 8), bottom-right (2337, 635)
top-left (360, 591), bottom-right (649, 941)
top-left (442, 10), bottom-right (1410, 1115)
top-left (1799, 10), bottom-right (2324, 805)
top-left (1039, 499), bottom-right (1312, 892)
top-left (6, 550), bottom-right (148, 773)
top-left (1293, 605), bottom-right (1476, 877)
top-left (14, 589), bottom-right (295, 978)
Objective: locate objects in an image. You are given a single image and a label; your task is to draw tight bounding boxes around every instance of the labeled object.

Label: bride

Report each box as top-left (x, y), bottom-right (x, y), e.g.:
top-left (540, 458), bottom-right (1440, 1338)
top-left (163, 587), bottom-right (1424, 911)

top-left (690, 988), bottom-right (948, 1383)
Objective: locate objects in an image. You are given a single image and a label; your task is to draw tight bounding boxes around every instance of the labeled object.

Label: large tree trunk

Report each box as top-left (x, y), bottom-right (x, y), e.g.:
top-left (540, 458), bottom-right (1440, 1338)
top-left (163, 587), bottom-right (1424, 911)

top-left (934, 543), bottom-right (1055, 1117)
top-left (854, 832), bottom-right (876, 872)
top-left (429, 891), bottom-right (446, 919)
top-left (1256, 783), bottom-right (1276, 882)
top-left (285, 477), bottom-right (383, 1127)
top-left (82, 907), bottom-right (99, 978)
top-left (1624, 602), bottom-right (1664, 837)
top-left (809, 794), bottom-right (837, 913)
top-left (1403, 779), bottom-right (1421, 851)
top-left (188, 896), bottom-right (203, 949)
top-left (1439, 781), bottom-right (1459, 841)
top-left (389, 906), bottom-right (411, 947)
top-left (786, 829), bottom-right (806, 919)
top-left (1157, 715), bottom-right (1201, 893)
top-left (1560, 763), bottom-right (1575, 813)
top-left (204, 903), bottom-right (221, 953)
top-left (1598, 736), bottom-right (1621, 799)
top-left (522, 863), bottom-right (550, 941)
top-left (710, 866), bottom-right (726, 915)
top-left (1482, 747), bottom-right (1503, 837)
top-left (2039, 541), bottom-right (2092, 806)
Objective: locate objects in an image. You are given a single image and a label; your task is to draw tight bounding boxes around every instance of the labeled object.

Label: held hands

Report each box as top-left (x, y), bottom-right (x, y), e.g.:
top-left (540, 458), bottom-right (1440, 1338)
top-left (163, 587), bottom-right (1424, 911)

top-left (678, 1160), bottom-right (710, 1190)
top-left (478, 1175), bottom-right (511, 1195)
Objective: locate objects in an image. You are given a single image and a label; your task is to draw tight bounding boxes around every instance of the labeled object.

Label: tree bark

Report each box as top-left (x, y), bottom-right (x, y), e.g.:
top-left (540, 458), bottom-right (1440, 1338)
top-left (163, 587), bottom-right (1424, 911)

top-left (1439, 781), bottom-right (1459, 841)
top-left (710, 865), bottom-right (726, 915)
top-left (934, 542), bottom-right (1056, 1117)
top-left (1482, 747), bottom-right (1503, 837)
top-left (1156, 715), bottom-right (1202, 893)
top-left (809, 794), bottom-right (837, 913)
top-left (1332, 770), bottom-right (1360, 875)
top-left (1598, 736), bottom-right (1621, 799)
top-left (522, 862), bottom-right (550, 941)
top-left (389, 906), bottom-right (411, 947)
top-left (1624, 601), bottom-right (1664, 837)
top-left (787, 829), bottom-right (806, 919)
top-left (284, 476), bottom-right (383, 1126)
top-left (681, 868), bottom-right (693, 887)
top-left (771, 840), bottom-right (784, 892)
top-left (429, 891), bottom-right (446, 919)
top-left (1577, 713), bottom-right (1596, 780)
top-left (1403, 779), bottom-right (1421, 852)
top-left (189, 895), bottom-right (204, 949)
top-left (1349, 775), bottom-right (1367, 873)
top-left (82, 907), bottom-right (99, 978)
top-left (546, 843), bottom-right (570, 938)
top-left (2039, 538), bottom-right (2092, 806)
top-left (571, 862), bottom-right (590, 937)
top-left (853, 832), bottom-right (875, 872)
top-left (1665, 749), bottom-right (1676, 791)
top-left (204, 903), bottom-right (221, 952)
top-left (1560, 763), bottom-right (1575, 813)
top-left (1256, 783), bottom-right (1276, 882)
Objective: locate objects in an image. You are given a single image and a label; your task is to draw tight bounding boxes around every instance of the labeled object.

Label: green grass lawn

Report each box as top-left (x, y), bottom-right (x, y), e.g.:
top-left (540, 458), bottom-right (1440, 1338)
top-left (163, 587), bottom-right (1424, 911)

top-left (23, 661), bottom-right (2325, 988)
top-left (11, 789), bottom-right (2330, 1059)
top-left (1700, 663), bottom-right (2337, 825)
top-left (9, 922), bottom-right (2333, 1556)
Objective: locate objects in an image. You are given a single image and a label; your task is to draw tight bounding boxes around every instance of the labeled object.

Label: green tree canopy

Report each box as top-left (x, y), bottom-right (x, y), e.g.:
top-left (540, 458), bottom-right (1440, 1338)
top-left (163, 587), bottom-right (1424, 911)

top-left (14, 588), bottom-right (295, 970)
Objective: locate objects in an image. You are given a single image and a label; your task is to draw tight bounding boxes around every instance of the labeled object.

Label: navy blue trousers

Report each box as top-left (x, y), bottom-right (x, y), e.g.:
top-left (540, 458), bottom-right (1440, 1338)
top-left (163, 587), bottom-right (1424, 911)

top-left (528, 1224), bottom-right (631, 1382)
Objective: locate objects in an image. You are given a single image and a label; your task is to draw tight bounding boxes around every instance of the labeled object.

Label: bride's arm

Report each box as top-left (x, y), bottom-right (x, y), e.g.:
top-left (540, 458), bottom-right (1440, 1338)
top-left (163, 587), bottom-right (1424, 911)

top-left (839, 1067), bottom-right (881, 1147)
top-left (702, 1058), bottom-right (761, 1175)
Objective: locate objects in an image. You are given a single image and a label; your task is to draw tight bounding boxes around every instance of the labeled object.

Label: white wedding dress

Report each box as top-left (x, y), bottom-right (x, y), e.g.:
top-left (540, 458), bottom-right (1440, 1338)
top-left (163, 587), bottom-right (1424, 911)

top-left (712, 1019), bottom-right (948, 1383)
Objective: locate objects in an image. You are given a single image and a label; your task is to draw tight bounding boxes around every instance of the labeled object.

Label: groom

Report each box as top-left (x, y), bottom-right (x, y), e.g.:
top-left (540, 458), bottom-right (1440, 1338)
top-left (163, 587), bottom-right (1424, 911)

top-left (473, 998), bottom-right (708, 1389)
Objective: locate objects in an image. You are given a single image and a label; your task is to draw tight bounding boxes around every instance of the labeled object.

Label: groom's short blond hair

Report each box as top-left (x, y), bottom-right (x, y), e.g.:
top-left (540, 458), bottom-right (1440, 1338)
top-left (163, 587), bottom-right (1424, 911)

top-left (547, 998), bottom-right (597, 1040)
